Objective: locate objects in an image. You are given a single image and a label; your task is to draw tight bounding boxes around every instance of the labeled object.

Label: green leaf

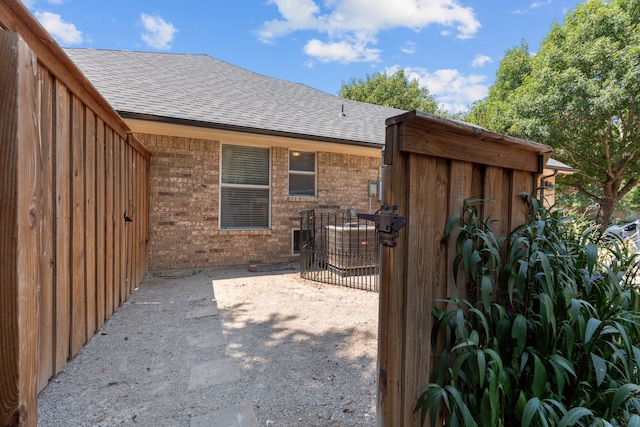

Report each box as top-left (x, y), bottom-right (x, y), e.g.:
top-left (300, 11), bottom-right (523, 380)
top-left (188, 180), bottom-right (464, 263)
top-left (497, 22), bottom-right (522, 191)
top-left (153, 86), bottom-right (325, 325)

top-left (445, 385), bottom-right (478, 427)
top-left (559, 407), bottom-right (593, 426)
top-left (590, 353), bottom-right (607, 387)
top-left (611, 383), bottom-right (640, 414)
top-left (584, 317), bottom-right (602, 344)
top-left (585, 242), bottom-right (598, 275)
top-left (477, 349), bottom-right (486, 388)
top-left (522, 397), bottom-right (541, 427)
top-left (532, 354), bottom-right (547, 397)
top-left (481, 274), bottom-right (493, 311)
top-left (512, 314), bottom-right (527, 358)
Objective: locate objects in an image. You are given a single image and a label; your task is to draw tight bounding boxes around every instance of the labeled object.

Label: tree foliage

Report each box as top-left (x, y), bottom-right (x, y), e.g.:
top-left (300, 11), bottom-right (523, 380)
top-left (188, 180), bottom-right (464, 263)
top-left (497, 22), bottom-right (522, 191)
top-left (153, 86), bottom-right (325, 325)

top-left (465, 41), bottom-right (532, 134)
top-left (338, 69), bottom-right (440, 114)
top-left (466, 0), bottom-right (640, 225)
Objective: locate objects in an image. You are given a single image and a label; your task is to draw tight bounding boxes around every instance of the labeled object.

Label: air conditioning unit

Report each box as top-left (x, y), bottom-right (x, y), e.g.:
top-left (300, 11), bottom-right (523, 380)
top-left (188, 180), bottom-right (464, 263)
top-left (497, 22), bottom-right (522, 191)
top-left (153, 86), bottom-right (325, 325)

top-left (326, 222), bottom-right (377, 273)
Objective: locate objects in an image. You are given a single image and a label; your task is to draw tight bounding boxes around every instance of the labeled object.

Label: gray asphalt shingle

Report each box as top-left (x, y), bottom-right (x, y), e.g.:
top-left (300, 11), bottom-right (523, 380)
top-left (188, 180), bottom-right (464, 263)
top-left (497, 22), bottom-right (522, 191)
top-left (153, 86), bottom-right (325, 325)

top-left (64, 48), bottom-right (404, 146)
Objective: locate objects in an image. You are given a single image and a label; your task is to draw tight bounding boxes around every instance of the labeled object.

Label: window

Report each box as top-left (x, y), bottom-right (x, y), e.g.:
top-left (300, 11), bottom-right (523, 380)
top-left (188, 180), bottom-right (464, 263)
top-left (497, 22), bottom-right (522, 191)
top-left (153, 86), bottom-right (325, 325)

top-left (220, 144), bottom-right (270, 229)
top-left (289, 151), bottom-right (316, 197)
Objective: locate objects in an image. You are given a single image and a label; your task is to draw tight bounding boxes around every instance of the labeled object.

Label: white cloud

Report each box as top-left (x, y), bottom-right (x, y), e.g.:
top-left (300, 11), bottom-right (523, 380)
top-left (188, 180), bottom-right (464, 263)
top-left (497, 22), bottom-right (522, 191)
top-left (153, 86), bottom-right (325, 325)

top-left (304, 38), bottom-right (381, 63)
top-left (471, 54), bottom-right (492, 68)
top-left (400, 41), bottom-right (416, 55)
top-left (513, 0), bottom-right (552, 14)
top-left (140, 14), bottom-right (177, 50)
top-left (386, 64), bottom-right (488, 113)
top-left (258, 0), bottom-right (480, 63)
top-left (530, 0), bottom-right (552, 9)
top-left (34, 11), bottom-right (82, 45)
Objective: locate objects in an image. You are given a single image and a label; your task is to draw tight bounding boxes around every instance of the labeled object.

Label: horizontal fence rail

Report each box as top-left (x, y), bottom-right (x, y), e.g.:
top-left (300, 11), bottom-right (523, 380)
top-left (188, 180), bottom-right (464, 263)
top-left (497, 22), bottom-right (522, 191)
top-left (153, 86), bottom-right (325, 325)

top-left (300, 210), bottom-right (379, 292)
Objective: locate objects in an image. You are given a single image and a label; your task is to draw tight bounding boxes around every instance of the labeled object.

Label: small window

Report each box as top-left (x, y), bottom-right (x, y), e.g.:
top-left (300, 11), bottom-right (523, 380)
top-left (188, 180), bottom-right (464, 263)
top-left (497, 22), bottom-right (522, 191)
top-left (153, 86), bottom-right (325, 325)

top-left (289, 151), bottom-right (316, 197)
top-left (220, 144), bottom-right (270, 229)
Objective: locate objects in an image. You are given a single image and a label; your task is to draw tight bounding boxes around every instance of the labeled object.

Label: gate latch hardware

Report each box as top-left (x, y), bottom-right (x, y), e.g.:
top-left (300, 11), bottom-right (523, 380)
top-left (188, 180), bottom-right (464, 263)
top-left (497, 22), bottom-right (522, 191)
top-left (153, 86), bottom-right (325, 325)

top-left (357, 205), bottom-right (407, 247)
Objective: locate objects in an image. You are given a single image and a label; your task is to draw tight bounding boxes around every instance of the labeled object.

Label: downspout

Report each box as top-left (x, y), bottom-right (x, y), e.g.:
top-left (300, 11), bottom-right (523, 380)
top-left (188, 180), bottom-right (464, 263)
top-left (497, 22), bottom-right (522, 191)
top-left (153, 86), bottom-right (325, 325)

top-left (539, 169), bottom-right (559, 203)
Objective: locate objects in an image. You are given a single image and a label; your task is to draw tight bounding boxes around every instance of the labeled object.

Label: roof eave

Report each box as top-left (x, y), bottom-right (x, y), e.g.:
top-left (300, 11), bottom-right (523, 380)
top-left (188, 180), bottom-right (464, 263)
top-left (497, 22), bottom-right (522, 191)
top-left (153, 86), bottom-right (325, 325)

top-left (118, 111), bottom-right (384, 149)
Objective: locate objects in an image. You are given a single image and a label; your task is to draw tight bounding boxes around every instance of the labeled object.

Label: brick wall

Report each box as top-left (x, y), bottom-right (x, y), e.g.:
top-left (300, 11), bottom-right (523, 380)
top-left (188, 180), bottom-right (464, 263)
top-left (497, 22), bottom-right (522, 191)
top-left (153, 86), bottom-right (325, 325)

top-left (136, 132), bottom-right (381, 271)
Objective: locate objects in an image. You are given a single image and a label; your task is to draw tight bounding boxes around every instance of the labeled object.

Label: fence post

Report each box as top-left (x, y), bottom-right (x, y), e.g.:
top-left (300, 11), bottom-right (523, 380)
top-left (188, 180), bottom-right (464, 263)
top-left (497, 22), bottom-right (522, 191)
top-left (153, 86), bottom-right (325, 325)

top-left (0, 31), bottom-right (40, 427)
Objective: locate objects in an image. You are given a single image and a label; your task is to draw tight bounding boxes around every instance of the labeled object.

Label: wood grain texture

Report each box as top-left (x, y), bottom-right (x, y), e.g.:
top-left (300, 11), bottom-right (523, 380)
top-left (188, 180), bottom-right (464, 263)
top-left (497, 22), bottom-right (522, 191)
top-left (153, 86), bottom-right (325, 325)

top-left (37, 67), bottom-right (55, 393)
top-left (84, 107), bottom-right (97, 340)
top-left (0, 4), bottom-right (152, 422)
top-left (53, 79), bottom-right (71, 375)
top-left (70, 95), bottom-right (86, 356)
top-left (0, 31), bottom-right (39, 427)
top-left (95, 118), bottom-right (106, 328)
top-left (378, 113), bottom-right (549, 427)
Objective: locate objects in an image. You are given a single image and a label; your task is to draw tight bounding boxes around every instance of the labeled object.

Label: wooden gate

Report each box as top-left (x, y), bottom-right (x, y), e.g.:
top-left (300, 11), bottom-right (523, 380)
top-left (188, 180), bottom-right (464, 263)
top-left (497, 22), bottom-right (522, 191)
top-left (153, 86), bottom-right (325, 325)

top-left (377, 111), bottom-right (551, 426)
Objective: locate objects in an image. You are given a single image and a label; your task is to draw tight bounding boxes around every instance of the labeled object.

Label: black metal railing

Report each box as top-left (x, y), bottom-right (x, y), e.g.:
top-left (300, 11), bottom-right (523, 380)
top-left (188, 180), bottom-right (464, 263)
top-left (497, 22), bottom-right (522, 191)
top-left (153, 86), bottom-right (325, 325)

top-left (299, 209), bottom-right (379, 292)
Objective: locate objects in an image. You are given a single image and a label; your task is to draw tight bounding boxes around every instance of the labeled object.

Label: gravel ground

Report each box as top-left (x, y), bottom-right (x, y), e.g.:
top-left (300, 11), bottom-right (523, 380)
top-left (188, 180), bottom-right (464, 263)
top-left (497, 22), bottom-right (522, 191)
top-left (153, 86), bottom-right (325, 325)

top-left (37, 265), bottom-right (379, 426)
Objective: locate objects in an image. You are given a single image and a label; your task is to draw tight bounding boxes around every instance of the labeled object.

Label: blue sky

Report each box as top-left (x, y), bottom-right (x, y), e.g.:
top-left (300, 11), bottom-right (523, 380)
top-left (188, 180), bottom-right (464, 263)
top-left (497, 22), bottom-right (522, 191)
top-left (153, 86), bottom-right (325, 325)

top-left (24, 0), bottom-right (584, 113)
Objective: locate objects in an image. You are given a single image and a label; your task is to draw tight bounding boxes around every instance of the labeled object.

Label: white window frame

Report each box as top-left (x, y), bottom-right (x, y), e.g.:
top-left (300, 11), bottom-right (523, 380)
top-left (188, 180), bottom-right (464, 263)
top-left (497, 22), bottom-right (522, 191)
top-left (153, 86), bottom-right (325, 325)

top-left (288, 150), bottom-right (316, 198)
top-left (219, 144), bottom-right (271, 230)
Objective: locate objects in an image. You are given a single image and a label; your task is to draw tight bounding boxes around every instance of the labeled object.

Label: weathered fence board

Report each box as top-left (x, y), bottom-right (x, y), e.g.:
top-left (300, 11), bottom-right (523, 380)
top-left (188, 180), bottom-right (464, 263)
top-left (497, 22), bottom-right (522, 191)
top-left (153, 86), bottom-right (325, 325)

top-left (37, 66), bottom-right (55, 393)
top-left (378, 111), bottom-right (551, 427)
top-left (71, 95), bottom-right (86, 356)
top-left (0, 30), bottom-right (39, 427)
top-left (0, 2), bottom-right (152, 424)
top-left (85, 107), bottom-right (97, 341)
top-left (54, 80), bottom-right (72, 376)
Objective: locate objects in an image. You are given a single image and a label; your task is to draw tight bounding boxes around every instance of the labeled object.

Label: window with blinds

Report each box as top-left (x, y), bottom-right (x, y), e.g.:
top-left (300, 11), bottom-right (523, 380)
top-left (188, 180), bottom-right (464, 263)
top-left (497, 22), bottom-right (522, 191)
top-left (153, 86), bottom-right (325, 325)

top-left (289, 150), bottom-right (316, 197)
top-left (220, 144), bottom-right (270, 229)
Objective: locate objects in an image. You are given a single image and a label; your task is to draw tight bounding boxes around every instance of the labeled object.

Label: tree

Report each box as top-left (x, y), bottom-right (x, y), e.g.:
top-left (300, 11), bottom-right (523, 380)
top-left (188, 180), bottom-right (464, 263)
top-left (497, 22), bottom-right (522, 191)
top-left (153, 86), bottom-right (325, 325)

top-left (338, 69), bottom-right (440, 114)
top-left (465, 41), bottom-right (532, 133)
top-left (467, 0), bottom-right (640, 225)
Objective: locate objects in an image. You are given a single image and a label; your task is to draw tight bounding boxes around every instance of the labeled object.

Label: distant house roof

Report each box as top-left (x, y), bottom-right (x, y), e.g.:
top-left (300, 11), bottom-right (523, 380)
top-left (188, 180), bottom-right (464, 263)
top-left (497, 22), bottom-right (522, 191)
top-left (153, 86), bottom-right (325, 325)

top-left (64, 48), bottom-right (404, 147)
top-left (545, 158), bottom-right (578, 174)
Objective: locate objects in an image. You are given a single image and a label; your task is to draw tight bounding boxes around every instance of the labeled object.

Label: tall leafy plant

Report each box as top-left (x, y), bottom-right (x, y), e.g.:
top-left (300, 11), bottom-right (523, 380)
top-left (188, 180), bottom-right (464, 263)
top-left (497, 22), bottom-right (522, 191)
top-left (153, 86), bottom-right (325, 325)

top-left (416, 197), bottom-right (640, 426)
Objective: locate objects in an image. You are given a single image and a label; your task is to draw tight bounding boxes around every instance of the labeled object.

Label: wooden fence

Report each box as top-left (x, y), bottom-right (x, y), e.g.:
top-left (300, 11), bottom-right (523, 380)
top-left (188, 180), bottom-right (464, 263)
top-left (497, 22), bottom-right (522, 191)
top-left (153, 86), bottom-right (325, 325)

top-left (0, 2), bottom-right (151, 425)
top-left (377, 111), bottom-right (552, 426)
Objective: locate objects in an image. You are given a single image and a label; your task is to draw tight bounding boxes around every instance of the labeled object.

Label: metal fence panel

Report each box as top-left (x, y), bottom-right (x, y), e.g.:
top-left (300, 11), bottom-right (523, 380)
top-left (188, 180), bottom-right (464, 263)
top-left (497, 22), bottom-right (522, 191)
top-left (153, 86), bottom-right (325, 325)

top-left (300, 210), bottom-right (379, 292)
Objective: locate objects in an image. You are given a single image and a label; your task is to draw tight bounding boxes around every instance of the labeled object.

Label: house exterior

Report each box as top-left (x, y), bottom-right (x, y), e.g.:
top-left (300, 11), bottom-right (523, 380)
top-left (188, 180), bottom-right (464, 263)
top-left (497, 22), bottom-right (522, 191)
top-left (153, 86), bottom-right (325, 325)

top-left (65, 49), bottom-right (572, 271)
top-left (65, 49), bottom-right (403, 270)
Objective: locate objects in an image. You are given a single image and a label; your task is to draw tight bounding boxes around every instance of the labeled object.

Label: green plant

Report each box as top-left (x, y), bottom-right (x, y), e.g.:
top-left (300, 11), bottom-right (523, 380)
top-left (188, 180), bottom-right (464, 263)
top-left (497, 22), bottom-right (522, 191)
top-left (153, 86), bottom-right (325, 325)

top-left (415, 196), bottom-right (640, 426)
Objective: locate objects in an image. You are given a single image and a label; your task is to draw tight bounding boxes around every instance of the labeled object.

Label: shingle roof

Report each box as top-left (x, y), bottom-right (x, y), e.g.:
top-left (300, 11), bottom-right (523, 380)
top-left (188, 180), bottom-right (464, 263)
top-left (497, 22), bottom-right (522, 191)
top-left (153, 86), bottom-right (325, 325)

top-left (64, 48), bottom-right (404, 146)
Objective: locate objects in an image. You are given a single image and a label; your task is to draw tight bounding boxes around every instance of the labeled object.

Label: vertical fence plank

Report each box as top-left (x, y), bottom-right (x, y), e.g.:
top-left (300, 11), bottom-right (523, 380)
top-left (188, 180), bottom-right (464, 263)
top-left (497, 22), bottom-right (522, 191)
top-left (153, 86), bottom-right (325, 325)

top-left (54, 80), bottom-right (71, 375)
top-left (113, 136), bottom-right (122, 307)
top-left (0, 31), bottom-right (39, 427)
top-left (84, 107), bottom-right (97, 339)
top-left (379, 123), bottom-right (408, 427)
top-left (37, 67), bottom-right (55, 393)
top-left (446, 161), bottom-right (473, 298)
top-left (95, 118), bottom-right (106, 327)
top-left (510, 170), bottom-right (535, 230)
top-left (104, 128), bottom-right (114, 318)
top-left (70, 96), bottom-right (86, 356)
top-left (403, 154), bottom-right (437, 425)
top-left (120, 141), bottom-right (127, 300)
